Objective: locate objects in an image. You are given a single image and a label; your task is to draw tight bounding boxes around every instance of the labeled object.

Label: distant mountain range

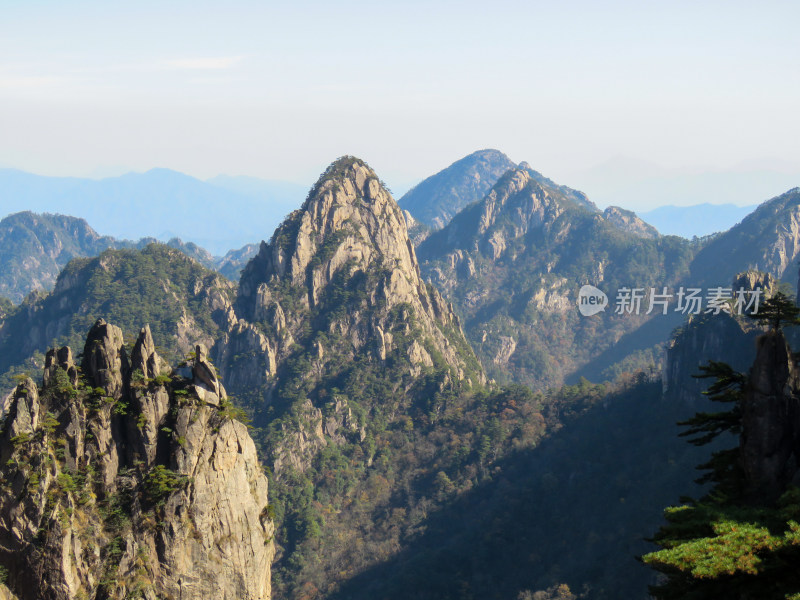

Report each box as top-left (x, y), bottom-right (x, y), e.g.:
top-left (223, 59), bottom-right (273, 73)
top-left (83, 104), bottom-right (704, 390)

top-left (0, 168), bottom-right (306, 255)
top-left (0, 211), bottom-right (258, 302)
top-left (416, 164), bottom-right (694, 388)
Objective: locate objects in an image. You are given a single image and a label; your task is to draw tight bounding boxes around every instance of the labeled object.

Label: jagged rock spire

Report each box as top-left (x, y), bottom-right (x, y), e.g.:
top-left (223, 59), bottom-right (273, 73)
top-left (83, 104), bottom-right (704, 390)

top-left (741, 329), bottom-right (800, 503)
top-left (130, 324), bottom-right (164, 380)
top-left (81, 318), bottom-right (128, 399)
top-left (0, 321), bottom-right (274, 599)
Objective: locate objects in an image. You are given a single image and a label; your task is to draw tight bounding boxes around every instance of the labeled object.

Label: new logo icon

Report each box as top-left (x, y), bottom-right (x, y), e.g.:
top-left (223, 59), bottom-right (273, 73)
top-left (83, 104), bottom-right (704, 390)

top-left (577, 285), bottom-right (608, 316)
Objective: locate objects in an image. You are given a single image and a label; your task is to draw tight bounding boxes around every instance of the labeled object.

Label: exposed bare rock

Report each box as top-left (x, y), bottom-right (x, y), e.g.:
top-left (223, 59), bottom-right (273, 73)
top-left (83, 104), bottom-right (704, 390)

top-left (602, 206), bottom-right (659, 239)
top-left (219, 156), bottom-right (483, 474)
top-left (191, 343), bottom-right (225, 406)
top-left (130, 324), bottom-right (166, 380)
top-left (691, 187), bottom-right (800, 285)
top-left (82, 318), bottom-right (128, 399)
top-left (0, 321), bottom-right (274, 600)
top-left (732, 270), bottom-right (778, 298)
top-left (741, 330), bottom-right (800, 503)
top-left (663, 271), bottom-right (778, 403)
top-left (494, 336), bottom-right (517, 365)
top-left (402, 209), bottom-right (431, 245)
top-left (43, 346), bottom-right (79, 388)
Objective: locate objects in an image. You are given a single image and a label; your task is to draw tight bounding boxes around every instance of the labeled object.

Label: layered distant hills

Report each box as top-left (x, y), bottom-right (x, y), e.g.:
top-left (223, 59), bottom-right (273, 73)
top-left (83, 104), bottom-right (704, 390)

top-left (0, 167), bottom-right (306, 255)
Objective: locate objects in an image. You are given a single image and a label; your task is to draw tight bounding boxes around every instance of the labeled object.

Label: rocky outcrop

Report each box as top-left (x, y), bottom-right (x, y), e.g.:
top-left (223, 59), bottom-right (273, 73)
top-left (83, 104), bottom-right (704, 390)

top-left (0, 319), bottom-right (273, 600)
top-left (602, 206), bottom-right (659, 239)
top-left (402, 210), bottom-right (431, 246)
top-left (662, 272), bottom-right (778, 403)
top-left (740, 329), bottom-right (800, 503)
top-left (399, 149), bottom-right (517, 229)
top-left (691, 187), bottom-right (800, 286)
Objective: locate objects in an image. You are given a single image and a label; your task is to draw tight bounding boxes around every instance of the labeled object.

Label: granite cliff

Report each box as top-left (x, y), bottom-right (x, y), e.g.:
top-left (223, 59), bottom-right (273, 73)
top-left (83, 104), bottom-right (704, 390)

top-left (217, 156), bottom-right (483, 438)
top-left (0, 319), bottom-right (273, 599)
top-left (662, 271), bottom-right (779, 403)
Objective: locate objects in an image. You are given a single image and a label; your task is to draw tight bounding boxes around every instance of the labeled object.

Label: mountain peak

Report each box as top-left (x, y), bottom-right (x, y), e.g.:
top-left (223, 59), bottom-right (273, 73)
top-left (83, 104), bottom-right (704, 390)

top-left (400, 150), bottom-right (517, 229)
top-left (222, 157), bottom-right (484, 429)
top-left (602, 205), bottom-right (659, 239)
top-left (306, 156), bottom-right (387, 212)
top-left (240, 155), bottom-right (414, 304)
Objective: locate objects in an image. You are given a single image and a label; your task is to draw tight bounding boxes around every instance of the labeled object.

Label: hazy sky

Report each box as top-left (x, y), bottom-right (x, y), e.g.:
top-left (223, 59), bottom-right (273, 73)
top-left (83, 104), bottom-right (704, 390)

top-left (2, 0), bottom-right (799, 196)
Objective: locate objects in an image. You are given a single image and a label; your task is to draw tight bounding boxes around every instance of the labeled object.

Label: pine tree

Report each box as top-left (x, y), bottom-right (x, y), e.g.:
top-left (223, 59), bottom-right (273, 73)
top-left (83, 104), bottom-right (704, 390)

top-left (643, 338), bottom-right (800, 600)
top-left (748, 291), bottom-right (800, 331)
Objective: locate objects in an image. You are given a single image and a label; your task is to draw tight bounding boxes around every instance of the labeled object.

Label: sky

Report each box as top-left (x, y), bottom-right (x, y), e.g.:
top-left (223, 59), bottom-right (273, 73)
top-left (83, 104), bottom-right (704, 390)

top-left (2, 0), bottom-right (799, 204)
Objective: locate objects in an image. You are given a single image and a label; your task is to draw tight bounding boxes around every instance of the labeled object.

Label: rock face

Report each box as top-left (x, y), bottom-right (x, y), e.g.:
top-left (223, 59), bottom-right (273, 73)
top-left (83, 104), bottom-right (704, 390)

top-left (741, 329), bottom-right (800, 503)
top-left (662, 271), bottom-right (779, 403)
top-left (0, 319), bottom-right (273, 600)
top-left (399, 149), bottom-right (518, 229)
top-left (691, 187), bottom-right (800, 286)
top-left (417, 166), bottom-right (693, 388)
top-left (602, 206), bottom-right (659, 239)
top-left (216, 156), bottom-right (483, 471)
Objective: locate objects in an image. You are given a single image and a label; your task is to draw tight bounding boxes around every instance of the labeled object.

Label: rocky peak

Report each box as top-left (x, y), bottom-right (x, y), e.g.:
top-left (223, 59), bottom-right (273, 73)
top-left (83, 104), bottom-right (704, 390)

top-left (399, 149), bottom-right (517, 229)
top-left (0, 321), bottom-right (274, 600)
top-left (43, 346), bottom-right (78, 388)
top-left (218, 156), bottom-right (484, 469)
top-left (230, 157), bottom-right (478, 383)
top-left (82, 318), bottom-right (128, 399)
top-left (741, 329), bottom-right (800, 503)
top-left (602, 206), bottom-right (659, 239)
top-left (130, 324), bottom-right (165, 381)
top-left (191, 342), bottom-right (225, 405)
top-left (418, 167), bottom-right (571, 263)
top-left (239, 157), bottom-right (421, 311)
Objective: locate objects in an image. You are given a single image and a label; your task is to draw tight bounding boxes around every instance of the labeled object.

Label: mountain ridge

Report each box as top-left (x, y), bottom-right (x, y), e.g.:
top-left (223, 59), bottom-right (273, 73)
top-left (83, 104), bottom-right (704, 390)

top-left (0, 168), bottom-right (305, 255)
top-left (0, 211), bottom-right (258, 302)
top-left (417, 165), bottom-right (694, 388)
